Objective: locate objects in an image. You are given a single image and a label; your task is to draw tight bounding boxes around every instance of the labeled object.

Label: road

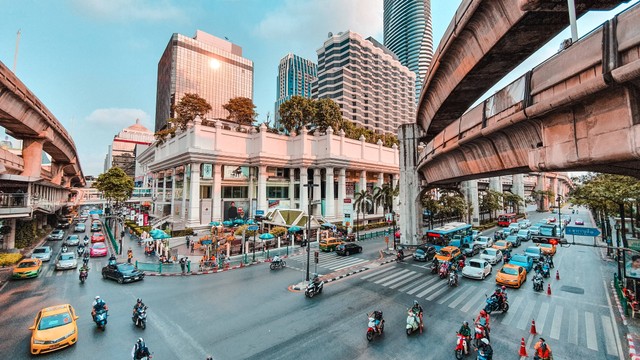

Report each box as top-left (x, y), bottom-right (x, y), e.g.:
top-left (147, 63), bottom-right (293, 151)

top-left (0, 207), bottom-right (624, 359)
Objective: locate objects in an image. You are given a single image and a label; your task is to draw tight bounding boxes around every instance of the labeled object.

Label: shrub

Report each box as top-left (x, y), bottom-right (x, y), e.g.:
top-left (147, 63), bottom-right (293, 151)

top-left (15, 220), bottom-right (36, 249)
top-left (235, 224), bottom-right (257, 237)
top-left (0, 253), bottom-right (23, 267)
top-left (270, 226), bottom-right (287, 238)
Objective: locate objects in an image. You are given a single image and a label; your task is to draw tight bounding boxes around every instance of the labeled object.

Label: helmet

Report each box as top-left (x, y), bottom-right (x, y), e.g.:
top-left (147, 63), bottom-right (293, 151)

top-left (137, 298), bottom-right (142, 303)
top-left (413, 300), bottom-right (419, 306)
top-left (463, 321), bottom-right (468, 326)
top-left (95, 296), bottom-right (100, 300)
top-left (495, 288), bottom-right (501, 293)
top-left (138, 338), bottom-right (144, 343)
top-left (480, 310), bottom-right (487, 316)
top-left (481, 338), bottom-right (490, 345)
top-left (501, 286), bottom-right (506, 291)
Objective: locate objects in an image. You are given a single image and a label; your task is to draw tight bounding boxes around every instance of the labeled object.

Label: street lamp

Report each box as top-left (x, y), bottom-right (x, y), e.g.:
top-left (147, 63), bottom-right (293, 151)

top-left (303, 181), bottom-right (319, 282)
top-left (615, 222), bottom-right (622, 280)
top-left (556, 195), bottom-right (562, 228)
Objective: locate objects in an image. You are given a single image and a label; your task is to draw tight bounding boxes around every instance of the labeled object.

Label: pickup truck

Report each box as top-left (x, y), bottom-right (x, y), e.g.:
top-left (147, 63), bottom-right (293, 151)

top-left (531, 224), bottom-right (563, 244)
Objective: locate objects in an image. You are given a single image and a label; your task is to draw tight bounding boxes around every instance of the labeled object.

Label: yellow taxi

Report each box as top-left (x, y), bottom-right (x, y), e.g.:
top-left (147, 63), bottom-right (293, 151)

top-left (538, 243), bottom-right (557, 256)
top-left (29, 304), bottom-right (79, 355)
top-left (12, 258), bottom-right (43, 279)
top-left (319, 238), bottom-right (343, 252)
top-left (492, 240), bottom-right (512, 251)
top-left (434, 246), bottom-right (462, 263)
top-left (496, 264), bottom-right (527, 288)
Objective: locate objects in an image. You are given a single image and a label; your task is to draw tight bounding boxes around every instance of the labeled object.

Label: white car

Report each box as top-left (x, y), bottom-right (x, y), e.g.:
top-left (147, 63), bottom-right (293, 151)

top-left (508, 223), bottom-right (520, 234)
top-left (529, 226), bottom-right (540, 236)
top-left (31, 246), bottom-right (52, 262)
top-left (55, 252), bottom-right (78, 270)
top-left (476, 236), bottom-right (493, 249)
top-left (462, 259), bottom-right (492, 280)
top-left (480, 248), bottom-right (503, 265)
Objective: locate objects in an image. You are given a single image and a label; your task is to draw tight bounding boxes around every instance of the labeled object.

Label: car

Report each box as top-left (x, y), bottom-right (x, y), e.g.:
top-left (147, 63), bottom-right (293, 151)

top-left (520, 219), bottom-right (531, 228)
top-left (529, 225), bottom-right (540, 236)
top-left (91, 232), bottom-right (105, 243)
top-left (574, 219), bottom-right (584, 225)
top-left (508, 254), bottom-right (534, 273)
top-left (493, 240), bottom-right (512, 251)
top-left (335, 242), bottom-right (362, 256)
top-left (472, 230), bottom-right (479, 240)
top-left (55, 252), bottom-right (78, 270)
top-left (496, 264), bottom-right (527, 288)
top-left (29, 304), bottom-right (79, 355)
top-left (475, 236), bottom-right (493, 249)
top-left (102, 262), bottom-right (145, 283)
top-left (12, 258), bottom-right (43, 279)
top-left (412, 244), bottom-right (436, 262)
top-left (48, 230), bottom-right (65, 241)
top-left (31, 246), bottom-right (52, 262)
top-left (524, 246), bottom-right (542, 262)
top-left (517, 220), bottom-right (528, 229)
top-left (90, 242), bottom-right (108, 257)
top-left (74, 223), bottom-right (86, 232)
top-left (462, 259), bottom-right (492, 280)
top-left (538, 243), bottom-right (557, 256)
top-left (55, 221), bottom-right (70, 229)
top-left (507, 223), bottom-right (520, 234)
top-left (516, 229), bottom-right (531, 242)
top-left (505, 235), bottom-right (521, 248)
top-left (460, 242), bottom-right (482, 257)
top-left (480, 248), bottom-right (503, 265)
top-left (434, 246), bottom-right (462, 263)
top-left (90, 223), bottom-right (101, 232)
top-left (319, 238), bottom-right (343, 252)
top-left (64, 235), bottom-right (80, 246)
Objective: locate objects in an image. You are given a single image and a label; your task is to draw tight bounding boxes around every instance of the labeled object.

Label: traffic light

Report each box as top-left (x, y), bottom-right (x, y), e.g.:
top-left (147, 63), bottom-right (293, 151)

top-left (314, 251), bottom-right (319, 264)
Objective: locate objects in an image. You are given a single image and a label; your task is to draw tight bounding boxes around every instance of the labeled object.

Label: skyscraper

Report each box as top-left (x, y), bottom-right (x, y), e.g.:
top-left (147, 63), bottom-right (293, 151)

top-left (155, 30), bottom-right (254, 131)
top-left (383, 0), bottom-right (433, 101)
top-left (274, 53), bottom-right (317, 128)
top-left (313, 31), bottom-right (415, 135)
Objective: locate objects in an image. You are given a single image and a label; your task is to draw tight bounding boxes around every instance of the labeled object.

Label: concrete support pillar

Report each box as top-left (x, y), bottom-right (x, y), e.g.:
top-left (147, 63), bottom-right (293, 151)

top-left (258, 165), bottom-right (268, 214)
top-left (512, 174), bottom-right (525, 213)
top-left (299, 168), bottom-right (308, 213)
top-left (161, 173), bottom-right (167, 203)
top-left (398, 124), bottom-right (422, 246)
top-left (248, 167), bottom-right (255, 215)
top-left (313, 168), bottom-right (321, 216)
top-left (50, 162), bottom-right (64, 185)
top-left (359, 170), bottom-right (367, 194)
top-left (325, 167), bottom-right (335, 218)
top-left (3, 218), bottom-right (16, 250)
top-left (461, 180), bottom-right (480, 226)
top-left (289, 169), bottom-right (295, 209)
top-left (337, 168), bottom-right (346, 219)
top-left (536, 174), bottom-right (547, 212)
top-left (170, 168), bottom-right (176, 218)
top-left (181, 167), bottom-right (187, 220)
top-left (212, 164), bottom-right (222, 221)
top-left (552, 177), bottom-right (559, 197)
top-left (187, 163), bottom-right (201, 227)
top-left (21, 138), bottom-right (44, 178)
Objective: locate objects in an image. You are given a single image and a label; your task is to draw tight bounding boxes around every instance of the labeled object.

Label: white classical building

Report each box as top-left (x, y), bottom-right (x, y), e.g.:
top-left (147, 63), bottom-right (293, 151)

top-left (137, 118), bottom-right (400, 229)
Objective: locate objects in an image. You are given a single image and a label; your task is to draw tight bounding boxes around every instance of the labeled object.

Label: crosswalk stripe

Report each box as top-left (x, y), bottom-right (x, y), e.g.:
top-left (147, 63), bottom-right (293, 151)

top-left (460, 291), bottom-right (485, 314)
top-left (389, 273), bottom-right (422, 289)
top-left (584, 312), bottom-right (598, 351)
top-left (437, 283), bottom-right (467, 305)
top-left (374, 269), bottom-right (411, 284)
top-left (418, 279), bottom-right (447, 298)
top-left (380, 270), bottom-right (416, 287)
top-left (550, 305), bottom-right (563, 340)
top-left (567, 308), bottom-right (579, 345)
top-left (361, 267), bottom-right (394, 280)
top-left (44, 268), bottom-right (54, 277)
top-left (406, 277), bottom-right (440, 295)
top-left (601, 315), bottom-right (618, 356)
top-left (516, 302), bottom-right (535, 330)
top-left (501, 296), bottom-right (524, 326)
top-left (56, 271), bottom-right (64, 277)
top-left (425, 281), bottom-right (452, 301)
top-left (536, 303), bottom-right (549, 334)
top-left (448, 286), bottom-right (477, 309)
top-left (367, 269), bottom-right (405, 283)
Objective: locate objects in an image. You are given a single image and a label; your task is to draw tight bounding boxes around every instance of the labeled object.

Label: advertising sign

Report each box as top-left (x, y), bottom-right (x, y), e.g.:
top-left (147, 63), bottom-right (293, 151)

top-left (625, 249), bottom-right (640, 279)
top-left (202, 164), bottom-right (213, 179)
top-left (343, 199), bottom-right (353, 228)
top-left (268, 200), bottom-right (280, 208)
top-left (223, 166), bottom-right (249, 180)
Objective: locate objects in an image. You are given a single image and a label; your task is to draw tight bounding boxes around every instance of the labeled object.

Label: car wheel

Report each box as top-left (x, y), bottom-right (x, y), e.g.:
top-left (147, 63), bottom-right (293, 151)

top-left (481, 273), bottom-right (485, 280)
top-left (102, 273), bottom-right (107, 279)
top-left (359, 248), bottom-right (362, 253)
top-left (117, 277), bottom-right (124, 284)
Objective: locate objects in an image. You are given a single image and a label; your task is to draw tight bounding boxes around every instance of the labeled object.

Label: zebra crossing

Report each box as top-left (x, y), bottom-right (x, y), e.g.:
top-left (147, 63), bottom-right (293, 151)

top-left (41, 261), bottom-right (105, 278)
top-left (286, 251), bottom-right (369, 273)
top-left (359, 267), bottom-right (619, 356)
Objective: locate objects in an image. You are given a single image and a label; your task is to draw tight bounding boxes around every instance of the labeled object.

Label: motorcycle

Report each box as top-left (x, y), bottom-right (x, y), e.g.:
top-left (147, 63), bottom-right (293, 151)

top-left (533, 274), bottom-right (544, 292)
top-left (62, 245), bottom-right (68, 253)
top-left (449, 271), bottom-right (459, 287)
top-left (406, 309), bottom-right (421, 335)
top-left (484, 294), bottom-right (509, 314)
top-left (270, 259), bottom-right (286, 270)
top-left (305, 280), bottom-right (323, 298)
top-left (83, 236), bottom-right (89, 246)
top-left (455, 332), bottom-right (469, 359)
top-left (541, 263), bottom-right (550, 278)
top-left (366, 311), bottom-right (385, 341)
top-left (544, 256), bottom-right (554, 269)
top-left (144, 248), bottom-right (156, 256)
top-left (77, 246), bottom-right (85, 257)
top-left (132, 306), bottom-right (148, 329)
top-left (477, 348), bottom-right (491, 360)
top-left (439, 264), bottom-right (449, 279)
top-left (474, 323), bottom-right (487, 348)
top-left (430, 261), bottom-right (439, 274)
top-left (93, 309), bottom-right (108, 330)
top-left (79, 269), bottom-right (88, 284)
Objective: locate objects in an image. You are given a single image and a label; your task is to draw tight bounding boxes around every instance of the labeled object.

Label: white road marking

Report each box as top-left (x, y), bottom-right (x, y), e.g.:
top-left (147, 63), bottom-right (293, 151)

top-left (389, 273), bottom-right (423, 289)
top-left (584, 311), bottom-right (598, 351)
top-left (501, 296), bottom-right (524, 325)
top-left (425, 281), bottom-right (452, 300)
top-left (567, 308), bottom-right (579, 345)
top-left (603, 279), bottom-right (625, 360)
top-left (447, 286), bottom-right (476, 309)
top-left (460, 291), bottom-right (485, 314)
top-left (550, 305), bottom-right (563, 340)
top-left (361, 266), bottom-right (394, 280)
top-left (380, 270), bottom-right (416, 287)
top-left (437, 283), bottom-right (467, 304)
top-left (535, 302), bottom-right (549, 334)
top-left (374, 269), bottom-right (411, 284)
top-left (406, 276), bottom-right (440, 295)
top-left (516, 302), bottom-right (535, 330)
top-left (601, 315), bottom-right (618, 356)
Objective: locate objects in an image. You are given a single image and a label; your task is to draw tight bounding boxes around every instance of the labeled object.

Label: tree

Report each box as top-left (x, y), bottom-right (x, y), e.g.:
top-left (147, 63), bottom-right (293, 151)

top-left (223, 97), bottom-right (257, 125)
top-left (173, 93), bottom-right (212, 130)
top-left (502, 191), bottom-right (524, 214)
top-left (438, 190), bottom-right (467, 224)
top-left (94, 167), bottom-right (134, 205)
top-left (354, 190), bottom-right (373, 240)
top-left (480, 190), bottom-right (502, 221)
top-left (313, 98), bottom-right (343, 132)
top-left (532, 188), bottom-right (555, 211)
top-left (421, 191), bottom-right (440, 229)
top-left (278, 96), bottom-right (315, 134)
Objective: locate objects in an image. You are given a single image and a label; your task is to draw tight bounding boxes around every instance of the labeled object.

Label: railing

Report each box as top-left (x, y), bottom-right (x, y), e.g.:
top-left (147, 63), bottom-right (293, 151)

top-left (0, 193), bottom-right (27, 208)
top-left (103, 220), bottom-right (120, 255)
top-left (135, 260), bottom-right (191, 274)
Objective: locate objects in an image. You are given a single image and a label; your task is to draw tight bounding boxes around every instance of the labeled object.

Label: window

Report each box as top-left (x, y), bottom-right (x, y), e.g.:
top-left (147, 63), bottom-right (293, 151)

top-left (267, 187), bottom-right (289, 198)
top-left (222, 186), bottom-right (248, 198)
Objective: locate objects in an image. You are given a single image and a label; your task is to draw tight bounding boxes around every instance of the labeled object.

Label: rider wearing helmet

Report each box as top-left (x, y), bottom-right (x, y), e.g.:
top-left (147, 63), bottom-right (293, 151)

top-left (534, 337), bottom-right (552, 360)
top-left (475, 309), bottom-right (491, 340)
top-left (91, 296), bottom-right (108, 319)
top-left (492, 287), bottom-right (505, 308)
top-left (476, 338), bottom-right (493, 359)
top-left (131, 338), bottom-right (150, 360)
top-left (458, 321), bottom-right (472, 354)
top-left (133, 298), bottom-right (146, 316)
top-left (410, 300), bottom-right (424, 333)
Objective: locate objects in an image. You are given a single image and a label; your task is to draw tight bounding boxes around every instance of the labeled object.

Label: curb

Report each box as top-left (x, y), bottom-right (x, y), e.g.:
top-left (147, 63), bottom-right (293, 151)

top-left (290, 267), bottom-right (369, 291)
top-left (628, 334), bottom-right (639, 360)
top-left (611, 280), bottom-right (629, 326)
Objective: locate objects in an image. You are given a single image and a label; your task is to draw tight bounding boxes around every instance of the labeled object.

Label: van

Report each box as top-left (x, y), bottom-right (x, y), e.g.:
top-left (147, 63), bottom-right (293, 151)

top-left (319, 238), bottom-right (343, 252)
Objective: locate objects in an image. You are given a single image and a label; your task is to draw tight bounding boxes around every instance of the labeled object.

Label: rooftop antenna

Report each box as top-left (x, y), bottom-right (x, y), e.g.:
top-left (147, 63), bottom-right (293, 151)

top-left (13, 29), bottom-right (21, 73)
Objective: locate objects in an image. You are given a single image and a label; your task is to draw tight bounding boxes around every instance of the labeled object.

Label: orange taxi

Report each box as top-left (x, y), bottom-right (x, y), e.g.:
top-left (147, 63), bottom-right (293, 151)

top-left (12, 258), bottom-right (43, 279)
top-left (496, 263), bottom-right (527, 288)
top-left (492, 240), bottom-right (512, 251)
top-left (434, 246), bottom-right (462, 263)
top-left (29, 304), bottom-right (79, 355)
top-left (538, 243), bottom-right (557, 256)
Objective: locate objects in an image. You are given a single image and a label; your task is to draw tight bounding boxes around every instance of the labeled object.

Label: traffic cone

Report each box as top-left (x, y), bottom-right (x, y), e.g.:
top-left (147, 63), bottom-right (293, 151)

top-left (530, 319), bottom-right (537, 334)
top-left (547, 283), bottom-right (552, 295)
top-left (556, 270), bottom-right (560, 280)
top-left (519, 337), bottom-right (528, 356)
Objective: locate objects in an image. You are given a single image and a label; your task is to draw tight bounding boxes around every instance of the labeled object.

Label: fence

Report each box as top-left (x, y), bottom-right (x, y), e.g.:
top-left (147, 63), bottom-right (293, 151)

top-left (614, 273), bottom-right (629, 316)
top-left (136, 260), bottom-right (191, 274)
top-left (103, 220), bottom-right (120, 255)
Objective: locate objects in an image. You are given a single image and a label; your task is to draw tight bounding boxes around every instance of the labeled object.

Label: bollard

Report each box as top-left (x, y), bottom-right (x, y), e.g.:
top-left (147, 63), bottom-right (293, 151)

top-left (159, 262), bottom-right (163, 274)
top-left (556, 270), bottom-right (560, 280)
top-left (187, 260), bottom-right (191, 273)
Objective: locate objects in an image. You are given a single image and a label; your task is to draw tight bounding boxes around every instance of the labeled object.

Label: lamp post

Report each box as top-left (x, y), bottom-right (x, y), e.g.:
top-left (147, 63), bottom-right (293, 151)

top-left (615, 222), bottom-right (622, 281)
top-left (303, 181), bottom-right (319, 282)
top-left (252, 229), bottom-right (256, 263)
top-left (151, 195), bottom-right (157, 216)
top-left (556, 195), bottom-right (562, 228)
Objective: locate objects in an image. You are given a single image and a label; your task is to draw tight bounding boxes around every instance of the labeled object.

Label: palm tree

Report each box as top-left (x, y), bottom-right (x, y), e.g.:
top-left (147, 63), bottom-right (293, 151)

top-left (354, 190), bottom-right (373, 241)
top-left (502, 191), bottom-right (524, 214)
top-left (373, 183), bottom-right (400, 247)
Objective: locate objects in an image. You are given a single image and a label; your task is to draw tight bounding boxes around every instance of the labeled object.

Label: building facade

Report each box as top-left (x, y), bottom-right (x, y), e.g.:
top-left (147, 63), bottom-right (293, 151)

top-left (383, 0), bottom-right (433, 101)
top-left (155, 30), bottom-right (254, 131)
top-left (313, 31), bottom-right (416, 135)
top-left (274, 53), bottom-right (317, 128)
top-left (137, 119), bottom-right (400, 229)
top-left (104, 119), bottom-right (154, 177)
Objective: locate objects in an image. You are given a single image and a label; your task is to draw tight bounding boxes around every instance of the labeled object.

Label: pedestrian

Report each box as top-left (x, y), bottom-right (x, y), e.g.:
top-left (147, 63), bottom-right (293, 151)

top-left (179, 257), bottom-right (186, 274)
top-left (186, 235), bottom-right (191, 249)
top-left (127, 248), bottom-right (133, 264)
top-left (120, 230), bottom-right (125, 238)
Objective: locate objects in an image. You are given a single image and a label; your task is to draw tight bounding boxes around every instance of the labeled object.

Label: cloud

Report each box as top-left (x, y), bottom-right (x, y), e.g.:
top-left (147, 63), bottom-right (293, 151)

top-left (70, 0), bottom-right (186, 22)
top-left (85, 108), bottom-right (150, 128)
top-left (254, 0), bottom-right (384, 48)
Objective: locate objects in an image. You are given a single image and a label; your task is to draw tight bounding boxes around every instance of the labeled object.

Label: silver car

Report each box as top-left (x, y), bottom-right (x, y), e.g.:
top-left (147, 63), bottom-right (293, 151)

top-left (64, 235), bottom-right (80, 246)
top-left (49, 229), bottom-right (65, 241)
top-left (32, 246), bottom-right (52, 262)
top-left (55, 252), bottom-right (78, 270)
top-left (480, 248), bottom-right (503, 265)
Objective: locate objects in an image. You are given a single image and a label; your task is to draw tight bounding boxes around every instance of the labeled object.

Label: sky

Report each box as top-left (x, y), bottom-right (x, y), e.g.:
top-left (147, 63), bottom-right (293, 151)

top-left (0, 0), bottom-right (637, 176)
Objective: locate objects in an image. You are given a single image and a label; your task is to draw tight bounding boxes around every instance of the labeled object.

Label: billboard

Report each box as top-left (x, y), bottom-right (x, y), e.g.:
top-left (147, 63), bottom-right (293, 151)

top-left (223, 166), bottom-right (249, 180)
top-left (625, 249), bottom-right (640, 279)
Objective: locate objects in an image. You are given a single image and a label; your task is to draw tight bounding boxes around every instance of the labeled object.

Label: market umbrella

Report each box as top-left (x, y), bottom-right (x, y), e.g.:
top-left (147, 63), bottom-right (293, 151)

top-left (209, 221), bottom-right (220, 226)
top-left (223, 221), bottom-right (233, 227)
top-left (151, 230), bottom-right (170, 239)
top-left (246, 219), bottom-right (256, 225)
top-left (149, 229), bottom-right (162, 236)
top-left (321, 222), bottom-right (334, 229)
top-left (234, 219), bottom-right (245, 225)
top-left (259, 233), bottom-right (275, 240)
top-left (288, 226), bottom-right (302, 233)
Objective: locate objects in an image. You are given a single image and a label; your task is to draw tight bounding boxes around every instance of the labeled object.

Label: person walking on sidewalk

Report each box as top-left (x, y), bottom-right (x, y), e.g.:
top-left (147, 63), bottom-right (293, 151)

top-left (127, 248), bottom-right (133, 264)
top-left (190, 241), bottom-right (195, 254)
top-left (186, 235), bottom-right (191, 249)
top-left (179, 257), bottom-right (187, 274)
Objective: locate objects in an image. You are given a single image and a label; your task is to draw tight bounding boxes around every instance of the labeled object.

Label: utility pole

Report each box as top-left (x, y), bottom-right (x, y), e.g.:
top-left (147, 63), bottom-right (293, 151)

top-left (13, 29), bottom-right (21, 73)
top-left (567, 0), bottom-right (579, 42)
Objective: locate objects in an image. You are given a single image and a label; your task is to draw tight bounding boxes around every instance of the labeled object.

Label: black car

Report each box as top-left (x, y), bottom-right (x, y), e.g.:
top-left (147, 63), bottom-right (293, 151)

top-left (102, 263), bottom-right (145, 284)
top-left (412, 244), bottom-right (436, 262)
top-left (335, 243), bottom-right (363, 256)
top-left (56, 221), bottom-right (70, 229)
top-left (460, 242), bottom-right (482, 257)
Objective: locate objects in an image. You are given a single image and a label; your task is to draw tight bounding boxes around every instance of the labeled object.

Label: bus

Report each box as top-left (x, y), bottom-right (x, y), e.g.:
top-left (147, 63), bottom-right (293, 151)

top-left (423, 222), bottom-right (473, 250)
top-left (497, 213), bottom-right (517, 227)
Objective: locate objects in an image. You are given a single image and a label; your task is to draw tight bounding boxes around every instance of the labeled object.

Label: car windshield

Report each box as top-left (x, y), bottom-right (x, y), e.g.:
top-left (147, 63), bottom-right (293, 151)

top-left (18, 261), bottom-right (37, 268)
top-left (518, 231), bottom-right (528, 235)
top-left (33, 248), bottom-right (48, 254)
top-left (539, 244), bottom-right (552, 248)
top-left (415, 249), bottom-right (425, 254)
top-left (38, 312), bottom-right (72, 330)
top-left (68, 235), bottom-right (78, 240)
top-left (511, 255), bottom-right (527, 262)
top-left (469, 261), bottom-right (482, 268)
top-left (500, 267), bottom-right (518, 275)
top-left (117, 264), bottom-right (135, 272)
top-left (484, 249), bottom-right (496, 255)
top-left (496, 241), bottom-right (506, 246)
top-left (506, 236), bottom-right (517, 241)
top-left (60, 254), bottom-right (75, 260)
top-left (439, 250), bottom-right (451, 257)
top-left (93, 243), bottom-right (105, 249)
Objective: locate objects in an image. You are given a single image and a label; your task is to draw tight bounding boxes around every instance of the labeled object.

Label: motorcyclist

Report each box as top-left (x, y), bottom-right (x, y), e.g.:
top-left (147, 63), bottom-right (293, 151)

top-left (492, 287), bottom-right (505, 308)
top-left (83, 251), bottom-right (90, 266)
top-left (62, 244), bottom-right (68, 253)
top-left (475, 310), bottom-right (491, 340)
top-left (79, 263), bottom-right (89, 281)
top-left (458, 321), bottom-right (472, 354)
top-left (440, 261), bottom-right (449, 275)
top-left (133, 298), bottom-right (146, 316)
top-left (91, 296), bottom-right (108, 319)
top-left (131, 338), bottom-right (150, 360)
top-left (397, 248), bottom-right (405, 261)
top-left (272, 255), bottom-right (281, 265)
top-left (410, 300), bottom-right (424, 333)
top-left (476, 338), bottom-right (493, 360)
top-left (534, 337), bottom-right (552, 360)
top-left (108, 254), bottom-right (117, 267)
top-left (369, 310), bottom-right (383, 334)
top-left (431, 258), bottom-right (439, 271)
top-left (312, 273), bottom-right (322, 288)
